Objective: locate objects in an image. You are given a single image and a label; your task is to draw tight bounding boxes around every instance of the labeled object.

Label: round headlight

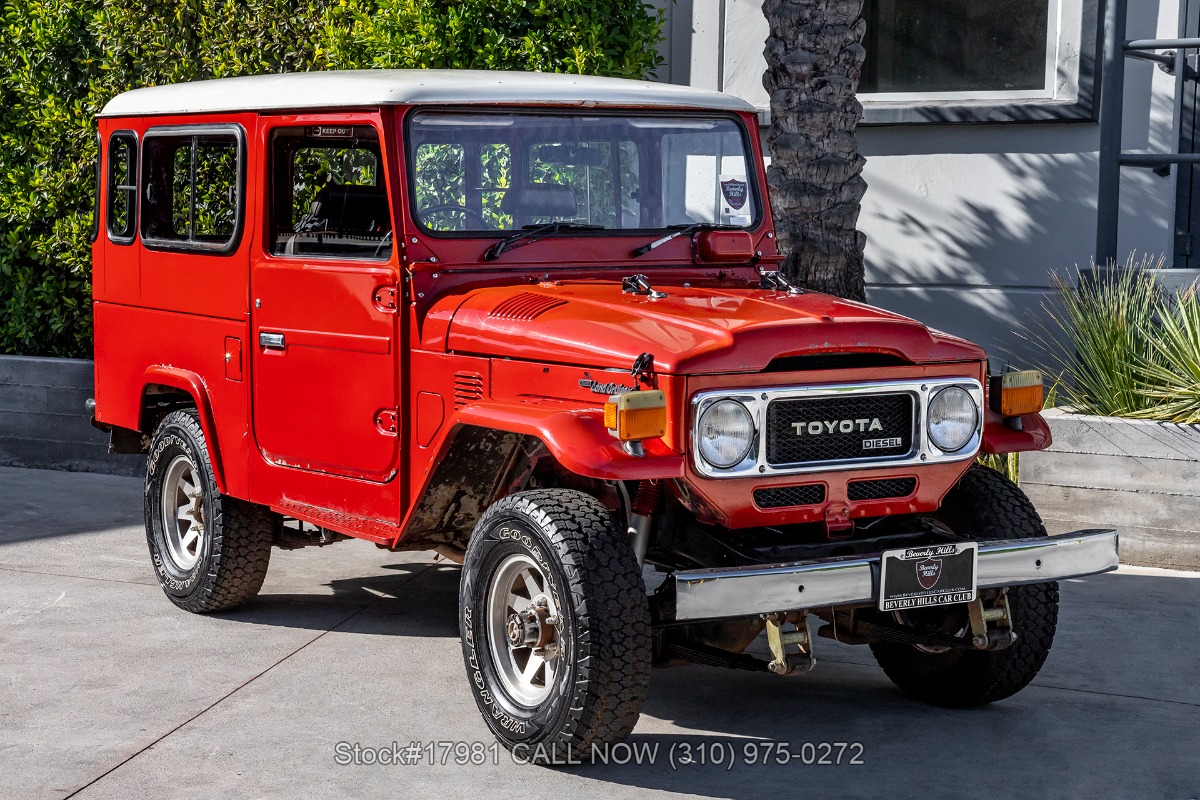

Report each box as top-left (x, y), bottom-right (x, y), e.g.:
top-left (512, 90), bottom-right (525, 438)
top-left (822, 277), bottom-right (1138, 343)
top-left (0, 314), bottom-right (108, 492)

top-left (697, 400), bottom-right (755, 468)
top-left (927, 386), bottom-right (979, 452)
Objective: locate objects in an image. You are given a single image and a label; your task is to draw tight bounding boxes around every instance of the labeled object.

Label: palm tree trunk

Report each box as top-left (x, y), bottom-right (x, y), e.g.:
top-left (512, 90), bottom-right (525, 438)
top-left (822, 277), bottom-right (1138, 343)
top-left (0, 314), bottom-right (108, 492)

top-left (762, 0), bottom-right (868, 301)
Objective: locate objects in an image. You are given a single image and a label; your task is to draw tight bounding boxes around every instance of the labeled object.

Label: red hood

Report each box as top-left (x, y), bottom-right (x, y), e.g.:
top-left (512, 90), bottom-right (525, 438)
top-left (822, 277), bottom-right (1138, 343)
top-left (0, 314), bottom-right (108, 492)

top-left (433, 280), bottom-right (984, 373)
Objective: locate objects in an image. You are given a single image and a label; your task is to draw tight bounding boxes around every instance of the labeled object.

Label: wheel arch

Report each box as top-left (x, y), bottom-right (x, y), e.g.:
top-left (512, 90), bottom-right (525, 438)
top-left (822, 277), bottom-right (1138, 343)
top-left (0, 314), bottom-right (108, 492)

top-left (139, 366), bottom-right (227, 494)
top-left (394, 405), bottom-right (684, 552)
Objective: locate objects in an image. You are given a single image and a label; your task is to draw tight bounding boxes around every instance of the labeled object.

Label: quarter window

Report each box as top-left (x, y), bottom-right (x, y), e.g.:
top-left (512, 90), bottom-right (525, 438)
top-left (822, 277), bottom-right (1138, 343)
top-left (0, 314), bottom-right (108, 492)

top-left (141, 127), bottom-right (243, 252)
top-left (107, 133), bottom-right (137, 243)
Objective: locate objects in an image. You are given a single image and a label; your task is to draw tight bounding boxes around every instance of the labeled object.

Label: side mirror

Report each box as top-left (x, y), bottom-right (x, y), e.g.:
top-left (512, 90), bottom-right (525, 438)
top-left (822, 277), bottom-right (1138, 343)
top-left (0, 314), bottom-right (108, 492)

top-left (695, 230), bottom-right (754, 264)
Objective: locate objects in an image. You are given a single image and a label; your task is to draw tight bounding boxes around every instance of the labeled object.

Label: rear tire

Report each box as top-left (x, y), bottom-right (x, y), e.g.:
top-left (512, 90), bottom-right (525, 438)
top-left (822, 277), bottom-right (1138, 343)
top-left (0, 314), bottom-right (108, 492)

top-left (144, 409), bottom-right (274, 613)
top-left (459, 489), bottom-right (651, 763)
top-left (869, 465), bottom-right (1059, 707)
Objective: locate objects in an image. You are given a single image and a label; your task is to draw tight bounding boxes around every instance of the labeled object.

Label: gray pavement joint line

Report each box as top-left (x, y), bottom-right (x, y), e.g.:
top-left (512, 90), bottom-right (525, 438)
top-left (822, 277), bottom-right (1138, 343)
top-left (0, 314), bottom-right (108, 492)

top-left (60, 563), bottom-right (434, 800)
top-left (0, 563), bottom-right (156, 587)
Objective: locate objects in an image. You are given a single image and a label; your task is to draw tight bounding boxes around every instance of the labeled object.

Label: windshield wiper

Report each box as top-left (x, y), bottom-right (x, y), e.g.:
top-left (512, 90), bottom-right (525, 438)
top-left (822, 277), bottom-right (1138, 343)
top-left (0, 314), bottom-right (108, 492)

top-left (483, 221), bottom-right (604, 261)
top-left (631, 223), bottom-right (742, 257)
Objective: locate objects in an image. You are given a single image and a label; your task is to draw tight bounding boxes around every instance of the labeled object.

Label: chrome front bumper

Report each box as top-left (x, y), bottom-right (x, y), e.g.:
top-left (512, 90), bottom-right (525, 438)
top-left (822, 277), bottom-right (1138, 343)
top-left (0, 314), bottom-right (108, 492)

top-left (671, 529), bottom-right (1119, 621)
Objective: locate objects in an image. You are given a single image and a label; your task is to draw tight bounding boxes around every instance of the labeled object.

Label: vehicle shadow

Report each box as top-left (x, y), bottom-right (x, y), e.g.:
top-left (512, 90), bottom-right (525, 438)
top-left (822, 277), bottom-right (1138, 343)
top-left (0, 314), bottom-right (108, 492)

top-left (223, 562), bottom-right (1198, 800)
top-left (219, 559), bottom-right (462, 638)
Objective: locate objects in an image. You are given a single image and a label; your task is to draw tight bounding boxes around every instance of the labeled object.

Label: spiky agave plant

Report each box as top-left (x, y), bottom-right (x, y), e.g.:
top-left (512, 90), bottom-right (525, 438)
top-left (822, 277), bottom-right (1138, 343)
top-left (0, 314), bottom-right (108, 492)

top-left (1129, 285), bottom-right (1200, 423)
top-left (1026, 255), bottom-right (1164, 418)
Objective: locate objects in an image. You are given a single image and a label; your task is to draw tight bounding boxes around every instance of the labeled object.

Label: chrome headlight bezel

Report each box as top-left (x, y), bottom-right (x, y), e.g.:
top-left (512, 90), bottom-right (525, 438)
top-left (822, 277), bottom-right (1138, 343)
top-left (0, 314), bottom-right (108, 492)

top-left (696, 399), bottom-right (756, 469)
top-left (927, 385), bottom-right (980, 453)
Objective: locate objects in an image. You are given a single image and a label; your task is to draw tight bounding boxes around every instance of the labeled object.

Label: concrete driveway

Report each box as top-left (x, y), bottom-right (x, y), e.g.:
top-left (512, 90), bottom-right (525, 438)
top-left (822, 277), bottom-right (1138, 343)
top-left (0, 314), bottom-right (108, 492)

top-left (1, 465), bottom-right (1196, 800)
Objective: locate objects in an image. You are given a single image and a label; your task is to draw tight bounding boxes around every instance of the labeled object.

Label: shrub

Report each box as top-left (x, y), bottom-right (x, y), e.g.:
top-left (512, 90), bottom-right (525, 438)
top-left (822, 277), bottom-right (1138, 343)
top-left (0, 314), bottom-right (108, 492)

top-left (1028, 254), bottom-right (1200, 423)
top-left (1127, 285), bottom-right (1200, 423)
top-left (0, 0), bottom-right (664, 358)
top-left (321, 0), bottom-right (664, 78)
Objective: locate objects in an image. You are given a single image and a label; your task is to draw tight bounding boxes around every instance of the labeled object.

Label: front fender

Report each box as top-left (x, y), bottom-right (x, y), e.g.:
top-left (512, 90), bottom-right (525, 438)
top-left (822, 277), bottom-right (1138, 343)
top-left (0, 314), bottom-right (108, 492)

top-left (454, 399), bottom-right (685, 481)
top-left (980, 409), bottom-right (1052, 455)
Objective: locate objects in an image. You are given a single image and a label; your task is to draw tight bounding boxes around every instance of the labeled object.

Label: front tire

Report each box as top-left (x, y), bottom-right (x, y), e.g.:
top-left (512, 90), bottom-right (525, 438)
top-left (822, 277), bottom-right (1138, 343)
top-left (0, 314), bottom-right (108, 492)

top-left (869, 465), bottom-right (1059, 707)
top-left (145, 409), bottom-right (274, 613)
top-left (459, 489), bottom-right (650, 762)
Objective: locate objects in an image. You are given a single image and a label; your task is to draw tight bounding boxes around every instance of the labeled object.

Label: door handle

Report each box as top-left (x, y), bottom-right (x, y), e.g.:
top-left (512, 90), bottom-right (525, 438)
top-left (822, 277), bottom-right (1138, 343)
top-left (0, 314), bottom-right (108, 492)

top-left (259, 331), bottom-right (286, 350)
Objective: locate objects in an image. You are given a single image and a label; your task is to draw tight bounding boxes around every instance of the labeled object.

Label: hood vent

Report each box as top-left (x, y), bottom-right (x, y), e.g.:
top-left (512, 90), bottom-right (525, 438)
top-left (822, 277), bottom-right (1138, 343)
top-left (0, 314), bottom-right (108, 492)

top-left (453, 372), bottom-right (485, 409)
top-left (765, 353), bottom-right (909, 373)
top-left (488, 292), bottom-right (567, 321)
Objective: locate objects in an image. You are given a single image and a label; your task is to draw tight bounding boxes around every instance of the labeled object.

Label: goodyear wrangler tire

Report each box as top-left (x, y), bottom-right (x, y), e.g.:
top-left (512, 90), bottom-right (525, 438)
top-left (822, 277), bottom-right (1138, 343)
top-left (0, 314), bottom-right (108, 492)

top-left (459, 489), bottom-right (651, 763)
top-left (145, 409), bottom-right (273, 613)
top-left (869, 464), bottom-right (1059, 708)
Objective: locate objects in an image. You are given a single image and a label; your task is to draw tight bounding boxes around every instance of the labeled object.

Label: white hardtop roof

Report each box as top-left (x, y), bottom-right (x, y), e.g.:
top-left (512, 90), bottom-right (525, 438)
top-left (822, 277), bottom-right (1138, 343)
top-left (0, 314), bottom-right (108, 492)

top-left (99, 69), bottom-right (757, 118)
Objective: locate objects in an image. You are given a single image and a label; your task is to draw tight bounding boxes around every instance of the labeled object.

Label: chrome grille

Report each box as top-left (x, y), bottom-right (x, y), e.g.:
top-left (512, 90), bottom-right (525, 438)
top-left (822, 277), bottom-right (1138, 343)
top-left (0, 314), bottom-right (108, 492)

top-left (765, 393), bottom-right (914, 466)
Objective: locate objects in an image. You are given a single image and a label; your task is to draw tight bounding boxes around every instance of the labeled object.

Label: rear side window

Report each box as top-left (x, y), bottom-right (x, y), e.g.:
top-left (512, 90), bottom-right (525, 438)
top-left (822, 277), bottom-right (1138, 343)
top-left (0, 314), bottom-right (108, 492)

top-left (107, 132), bottom-right (137, 244)
top-left (141, 126), bottom-right (244, 253)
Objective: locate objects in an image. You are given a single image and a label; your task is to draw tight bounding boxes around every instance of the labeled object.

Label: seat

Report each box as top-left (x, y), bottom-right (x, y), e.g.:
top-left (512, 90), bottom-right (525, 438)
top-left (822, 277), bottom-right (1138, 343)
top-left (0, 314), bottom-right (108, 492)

top-left (306, 184), bottom-right (391, 234)
top-left (500, 183), bottom-right (578, 220)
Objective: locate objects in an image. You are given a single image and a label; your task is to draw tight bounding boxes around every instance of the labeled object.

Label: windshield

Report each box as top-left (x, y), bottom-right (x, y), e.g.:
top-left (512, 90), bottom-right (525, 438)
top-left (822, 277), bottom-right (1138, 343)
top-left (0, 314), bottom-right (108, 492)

top-left (407, 111), bottom-right (759, 234)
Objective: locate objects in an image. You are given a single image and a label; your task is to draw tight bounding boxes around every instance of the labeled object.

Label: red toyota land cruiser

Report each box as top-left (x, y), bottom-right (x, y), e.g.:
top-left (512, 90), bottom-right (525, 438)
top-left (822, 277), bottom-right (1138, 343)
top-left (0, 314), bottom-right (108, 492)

top-left (91, 70), bottom-right (1118, 760)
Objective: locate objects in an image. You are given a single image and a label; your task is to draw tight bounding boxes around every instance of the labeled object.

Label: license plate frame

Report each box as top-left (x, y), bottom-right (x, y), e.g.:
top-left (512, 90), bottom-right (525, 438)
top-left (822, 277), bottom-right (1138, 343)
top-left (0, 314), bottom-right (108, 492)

top-left (878, 541), bottom-right (978, 612)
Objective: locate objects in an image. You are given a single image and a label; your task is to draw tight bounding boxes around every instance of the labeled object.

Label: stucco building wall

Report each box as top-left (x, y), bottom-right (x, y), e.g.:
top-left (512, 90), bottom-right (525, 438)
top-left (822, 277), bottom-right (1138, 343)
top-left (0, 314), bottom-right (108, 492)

top-left (650, 0), bottom-right (1183, 367)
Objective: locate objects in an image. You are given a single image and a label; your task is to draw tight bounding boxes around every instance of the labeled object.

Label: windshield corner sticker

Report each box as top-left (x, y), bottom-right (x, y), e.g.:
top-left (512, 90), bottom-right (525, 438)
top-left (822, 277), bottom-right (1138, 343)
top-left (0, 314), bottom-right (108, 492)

top-left (720, 177), bottom-right (748, 211)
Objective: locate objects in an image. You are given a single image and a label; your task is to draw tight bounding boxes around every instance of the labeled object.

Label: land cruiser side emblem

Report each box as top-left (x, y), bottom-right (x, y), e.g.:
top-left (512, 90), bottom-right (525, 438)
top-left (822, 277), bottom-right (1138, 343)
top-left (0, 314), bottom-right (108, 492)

top-left (916, 558), bottom-right (943, 589)
top-left (791, 419), bottom-right (883, 436)
top-left (579, 378), bottom-right (636, 395)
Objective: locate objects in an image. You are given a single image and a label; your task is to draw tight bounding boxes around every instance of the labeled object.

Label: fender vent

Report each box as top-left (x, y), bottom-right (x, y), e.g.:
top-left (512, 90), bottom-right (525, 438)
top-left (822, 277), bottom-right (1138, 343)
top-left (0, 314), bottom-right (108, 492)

top-left (753, 484), bottom-right (826, 509)
top-left (847, 477), bottom-right (917, 501)
top-left (488, 292), bottom-right (567, 321)
top-left (453, 372), bottom-right (485, 408)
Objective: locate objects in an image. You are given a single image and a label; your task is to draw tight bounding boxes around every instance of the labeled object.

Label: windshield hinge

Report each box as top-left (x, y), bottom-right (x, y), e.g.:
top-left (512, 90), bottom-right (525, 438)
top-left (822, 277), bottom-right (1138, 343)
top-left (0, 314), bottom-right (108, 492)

top-left (758, 267), bottom-right (805, 295)
top-left (622, 274), bottom-right (667, 299)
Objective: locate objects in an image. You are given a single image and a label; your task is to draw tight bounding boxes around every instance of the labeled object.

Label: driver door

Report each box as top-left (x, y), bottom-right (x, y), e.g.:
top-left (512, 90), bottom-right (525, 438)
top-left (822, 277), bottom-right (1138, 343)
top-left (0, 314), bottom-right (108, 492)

top-left (250, 114), bottom-right (400, 487)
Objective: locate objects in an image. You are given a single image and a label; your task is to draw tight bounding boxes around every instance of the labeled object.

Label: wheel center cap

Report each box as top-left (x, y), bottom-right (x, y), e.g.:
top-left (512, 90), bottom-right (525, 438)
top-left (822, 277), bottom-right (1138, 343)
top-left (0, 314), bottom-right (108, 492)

top-left (506, 613), bottom-right (528, 647)
top-left (506, 604), bottom-right (556, 650)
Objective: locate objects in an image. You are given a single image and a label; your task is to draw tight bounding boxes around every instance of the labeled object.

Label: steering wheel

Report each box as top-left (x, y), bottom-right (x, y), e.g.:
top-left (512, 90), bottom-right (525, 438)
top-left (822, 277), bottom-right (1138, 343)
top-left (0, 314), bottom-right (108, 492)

top-left (372, 230), bottom-right (393, 260)
top-left (421, 204), bottom-right (488, 225)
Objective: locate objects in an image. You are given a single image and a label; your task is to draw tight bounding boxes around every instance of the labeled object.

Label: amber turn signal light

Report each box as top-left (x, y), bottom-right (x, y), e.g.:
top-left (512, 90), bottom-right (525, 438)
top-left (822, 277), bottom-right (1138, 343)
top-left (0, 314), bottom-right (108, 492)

top-left (989, 370), bottom-right (1044, 417)
top-left (604, 390), bottom-right (667, 441)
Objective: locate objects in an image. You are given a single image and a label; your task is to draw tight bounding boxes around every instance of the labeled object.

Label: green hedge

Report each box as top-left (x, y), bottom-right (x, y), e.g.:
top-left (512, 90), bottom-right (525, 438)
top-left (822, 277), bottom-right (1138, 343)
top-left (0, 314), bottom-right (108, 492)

top-left (0, 0), bottom-right (663, 358)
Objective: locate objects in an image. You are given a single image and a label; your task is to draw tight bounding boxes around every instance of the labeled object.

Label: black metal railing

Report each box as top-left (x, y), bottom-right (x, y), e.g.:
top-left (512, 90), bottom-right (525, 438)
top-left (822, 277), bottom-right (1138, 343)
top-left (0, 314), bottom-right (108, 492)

top-left (1097, 0), bottom-right (1200, 265)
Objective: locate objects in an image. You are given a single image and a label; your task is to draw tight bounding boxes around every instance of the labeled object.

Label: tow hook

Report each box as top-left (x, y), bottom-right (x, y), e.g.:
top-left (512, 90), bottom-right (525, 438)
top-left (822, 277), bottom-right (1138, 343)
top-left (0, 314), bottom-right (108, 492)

top-left (761, 611), bottom-right (816, 675)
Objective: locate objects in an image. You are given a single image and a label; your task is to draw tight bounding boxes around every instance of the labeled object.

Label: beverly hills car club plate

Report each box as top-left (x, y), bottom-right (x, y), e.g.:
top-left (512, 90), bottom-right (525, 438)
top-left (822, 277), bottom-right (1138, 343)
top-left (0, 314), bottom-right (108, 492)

top-left (878, 542), bottom-right (978, 611)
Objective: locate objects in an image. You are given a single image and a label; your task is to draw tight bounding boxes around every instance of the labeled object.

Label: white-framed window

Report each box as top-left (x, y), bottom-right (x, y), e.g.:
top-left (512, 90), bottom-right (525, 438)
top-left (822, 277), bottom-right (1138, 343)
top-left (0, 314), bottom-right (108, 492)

top-left (706, 0), bottom-right (1098, 123)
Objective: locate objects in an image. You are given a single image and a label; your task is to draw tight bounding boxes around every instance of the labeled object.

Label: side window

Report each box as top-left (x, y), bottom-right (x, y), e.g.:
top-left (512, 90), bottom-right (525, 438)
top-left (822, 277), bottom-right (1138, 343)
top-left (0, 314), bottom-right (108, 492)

top-left (414, 143), bottom-right (466, 231)
top-left (141, 127), bottom-right (243, 252)
top-left (270, 125), bottom-right (391, 259)
top-left (107, 132), bottom-right (138, 244)
top-left (413, 142), bottom-right (512, 231)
